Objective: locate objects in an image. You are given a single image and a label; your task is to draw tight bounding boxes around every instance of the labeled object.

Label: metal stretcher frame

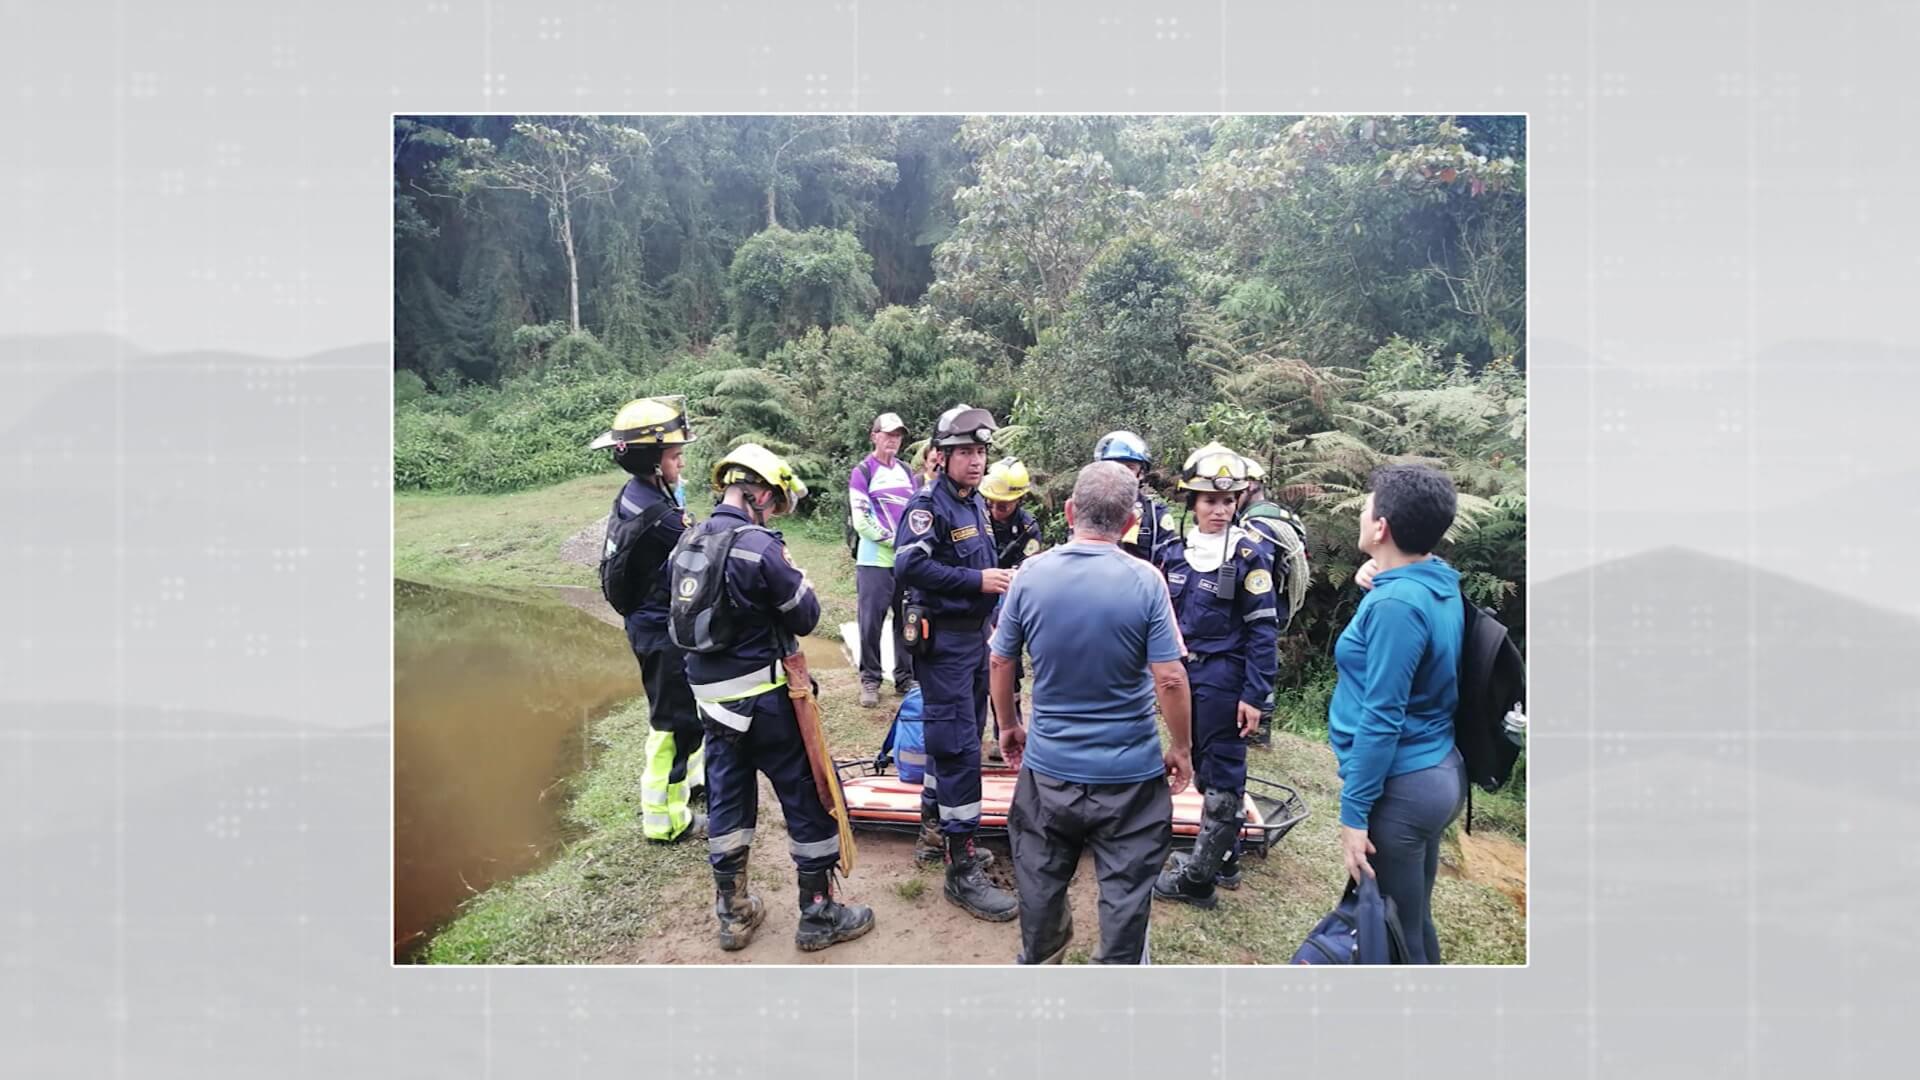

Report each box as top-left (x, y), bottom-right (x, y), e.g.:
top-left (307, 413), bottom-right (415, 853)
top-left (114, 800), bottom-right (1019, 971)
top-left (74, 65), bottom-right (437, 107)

top-left (833, 759), bottom-right (1310, 857)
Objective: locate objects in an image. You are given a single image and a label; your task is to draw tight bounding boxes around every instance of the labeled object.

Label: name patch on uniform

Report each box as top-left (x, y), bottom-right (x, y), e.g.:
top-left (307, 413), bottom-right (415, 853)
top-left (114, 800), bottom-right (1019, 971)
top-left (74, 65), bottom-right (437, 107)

top-left (907, 509), bottom-right (933, 535)
top-left (951, 525), bottom-right (979, 542)
top-left (1246, 569), bottom-right (1274, 595)
top-left (1167, 572), bottom-right (1188, 587)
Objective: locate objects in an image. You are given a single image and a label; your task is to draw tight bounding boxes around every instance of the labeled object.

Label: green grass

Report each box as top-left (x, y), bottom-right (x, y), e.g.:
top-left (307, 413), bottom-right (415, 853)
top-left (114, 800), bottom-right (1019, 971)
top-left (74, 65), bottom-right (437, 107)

top-left (422, 699), bottom-right (709, 964)
top-left (395, 473), bottom-right (617, 589)
top-left (403, 474), bottom-right (1527, 965)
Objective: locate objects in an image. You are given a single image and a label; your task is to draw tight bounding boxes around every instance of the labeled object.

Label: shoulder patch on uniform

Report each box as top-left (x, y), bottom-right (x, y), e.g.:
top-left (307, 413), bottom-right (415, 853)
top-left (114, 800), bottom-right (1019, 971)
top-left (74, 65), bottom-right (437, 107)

top-left (779, 545), bottom-right (795, 567)
top-left (951, 525), bottom-right (979, 542)
top-left (681, 512), bottom-right (693, 527)
top-left (1160, 512), bottom-right (1176, 530)
top-left (907, 508), bottom-right (933, 535)
top-left (1023, 538), bottom-right (1039, 555)
top-left (1246, 569), bottom-right (1273, 595)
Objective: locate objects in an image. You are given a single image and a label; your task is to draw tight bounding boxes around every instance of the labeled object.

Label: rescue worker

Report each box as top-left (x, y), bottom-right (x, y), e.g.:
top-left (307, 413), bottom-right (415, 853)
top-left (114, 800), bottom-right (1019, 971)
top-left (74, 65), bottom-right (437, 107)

top-left (588, 397), bottom-right (705, 843)
top-left (1093, 430), bottom-right (1177, 567)
top-left (1151, 443), bottom-right (1281, 908)
top-left (981, 457), bottom-right (1043, 762)
top-left (894, 405), bottom-right (1019, 922)
top-left (673, 444), bottom-right (874, 952)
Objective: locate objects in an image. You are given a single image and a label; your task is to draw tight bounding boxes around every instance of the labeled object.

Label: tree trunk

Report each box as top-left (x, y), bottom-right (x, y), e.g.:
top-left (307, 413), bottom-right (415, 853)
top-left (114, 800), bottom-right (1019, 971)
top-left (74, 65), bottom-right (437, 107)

top-left (559, 173), bottom-right (581, 333)
top-left (764, 178), bottom-right (778, 230)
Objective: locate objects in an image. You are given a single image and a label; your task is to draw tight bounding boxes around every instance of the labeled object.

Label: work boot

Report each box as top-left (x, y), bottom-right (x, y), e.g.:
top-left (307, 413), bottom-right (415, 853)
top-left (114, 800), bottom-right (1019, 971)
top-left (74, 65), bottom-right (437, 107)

top-left (795, 869), bottom-right (875, 952)
top-left (1153, 790), bottom-right (1242, 910)
top-left (895, 676), bottom-right (917, 695)
top-left (916, 800), bottom-right (992, 869)
top-left (1164, 849), bottom-right (1241, 890)
top-left (943, 835), bottom-right (1017, 922)
top-left (859, 684), bottom-right (880, 709)
top-left (713, 866), bottom-right (766, 951)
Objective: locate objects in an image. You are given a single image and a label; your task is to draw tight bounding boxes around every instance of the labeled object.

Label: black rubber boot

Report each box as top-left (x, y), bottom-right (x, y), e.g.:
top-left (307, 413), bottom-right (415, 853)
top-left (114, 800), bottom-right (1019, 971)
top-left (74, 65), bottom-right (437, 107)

top-left (795, 869), bottom-right (875, 952)
top-left (1153, 789), bottom-right (1242, 910)
top-left (943, 835), bottom-right (1017, 922)
top-left (916, 800), bottom-right (992, 869)
top-left (1163, 848), bottom-right (1242, 891)
top-left (713, 860), bottom-right (766, 951)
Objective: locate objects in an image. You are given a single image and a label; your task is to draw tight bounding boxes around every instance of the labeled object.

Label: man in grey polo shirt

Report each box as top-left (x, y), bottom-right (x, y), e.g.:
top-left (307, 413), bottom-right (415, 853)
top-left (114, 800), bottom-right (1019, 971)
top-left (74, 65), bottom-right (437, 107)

top-left (989, 461), bottom-right (1196, 965)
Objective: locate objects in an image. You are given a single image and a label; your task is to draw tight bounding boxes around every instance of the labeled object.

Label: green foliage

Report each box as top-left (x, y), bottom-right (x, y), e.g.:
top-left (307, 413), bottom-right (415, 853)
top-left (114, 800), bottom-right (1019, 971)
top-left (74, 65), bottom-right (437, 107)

top-left (727, 226), bottom-right (880, 358)
top-left (395, 113), bottom-right (1527, 657)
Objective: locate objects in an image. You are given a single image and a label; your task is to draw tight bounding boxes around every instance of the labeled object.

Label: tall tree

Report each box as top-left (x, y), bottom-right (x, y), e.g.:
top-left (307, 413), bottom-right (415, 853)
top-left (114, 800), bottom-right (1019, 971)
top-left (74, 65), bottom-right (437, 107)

top-left (444, 117), bottom-right (650, 333)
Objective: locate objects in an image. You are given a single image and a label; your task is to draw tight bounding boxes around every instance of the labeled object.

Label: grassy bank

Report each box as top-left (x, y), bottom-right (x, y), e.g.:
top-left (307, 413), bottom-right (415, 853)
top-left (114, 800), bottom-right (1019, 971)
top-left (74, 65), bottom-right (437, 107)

top-left (402, 476), bottom-right (1526, 965)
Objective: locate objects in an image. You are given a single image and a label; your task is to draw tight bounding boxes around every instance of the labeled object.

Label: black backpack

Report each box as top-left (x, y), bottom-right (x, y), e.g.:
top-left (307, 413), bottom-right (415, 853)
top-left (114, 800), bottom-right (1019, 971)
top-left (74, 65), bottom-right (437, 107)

top-left (598, 499), bottom-right (678, 617)
top-left (843, 458), bottom-right (876, 559)
top-left (1454, 595), bottom-right (1527, 795)
top-left (667, 523), bottom-right (772, 653)
top-left (1291, 875), bottom-right (1411, 965)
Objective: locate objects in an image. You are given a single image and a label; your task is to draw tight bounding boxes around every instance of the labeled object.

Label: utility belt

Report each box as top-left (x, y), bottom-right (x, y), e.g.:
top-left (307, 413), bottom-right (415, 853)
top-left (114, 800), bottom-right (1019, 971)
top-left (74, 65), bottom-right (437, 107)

top-left (901, 604), bottom-right (985, 657)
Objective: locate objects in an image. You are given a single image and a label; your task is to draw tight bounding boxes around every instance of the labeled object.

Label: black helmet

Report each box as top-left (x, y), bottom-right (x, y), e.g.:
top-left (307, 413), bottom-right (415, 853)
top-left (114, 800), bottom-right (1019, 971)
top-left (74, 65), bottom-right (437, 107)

top-left (932, 403), bottom-right (998, 448)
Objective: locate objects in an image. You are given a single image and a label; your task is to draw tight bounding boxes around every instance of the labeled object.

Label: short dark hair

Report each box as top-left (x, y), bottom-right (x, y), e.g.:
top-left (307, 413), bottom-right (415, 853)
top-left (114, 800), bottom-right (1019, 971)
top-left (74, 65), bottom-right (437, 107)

top-left (615, 444), bottom-right (664, 478)
top-left (1368, 464), bottom-right (1457, 554)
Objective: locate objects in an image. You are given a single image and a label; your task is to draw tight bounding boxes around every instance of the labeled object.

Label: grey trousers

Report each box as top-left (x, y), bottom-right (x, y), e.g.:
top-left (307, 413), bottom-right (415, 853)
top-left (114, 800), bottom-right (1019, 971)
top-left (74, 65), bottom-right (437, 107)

top-left (1367, 747), bottom-right (1468, 964)
top-left (1007, 766), bottom-right (1172, 965)
top-left (855, 564), bottom-right (912, 689)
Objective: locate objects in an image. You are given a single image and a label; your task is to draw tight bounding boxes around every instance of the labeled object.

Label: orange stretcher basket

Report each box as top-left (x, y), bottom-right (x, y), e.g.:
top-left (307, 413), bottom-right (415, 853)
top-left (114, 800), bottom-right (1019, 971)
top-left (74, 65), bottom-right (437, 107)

top-left (833, 760), bottom-right (1310, 857)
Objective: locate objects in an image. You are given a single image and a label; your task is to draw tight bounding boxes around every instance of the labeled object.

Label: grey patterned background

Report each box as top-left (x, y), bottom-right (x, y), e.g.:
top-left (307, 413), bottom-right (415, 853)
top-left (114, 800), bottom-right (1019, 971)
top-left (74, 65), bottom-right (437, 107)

top-left (2, 0), bottom-right (1915, 1075)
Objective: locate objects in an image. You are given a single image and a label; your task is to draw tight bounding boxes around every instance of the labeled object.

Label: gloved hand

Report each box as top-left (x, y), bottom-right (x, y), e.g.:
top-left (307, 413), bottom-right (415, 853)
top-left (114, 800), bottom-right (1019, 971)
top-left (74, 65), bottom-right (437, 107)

top-left (1503, 703), bottom-right (1527, 747)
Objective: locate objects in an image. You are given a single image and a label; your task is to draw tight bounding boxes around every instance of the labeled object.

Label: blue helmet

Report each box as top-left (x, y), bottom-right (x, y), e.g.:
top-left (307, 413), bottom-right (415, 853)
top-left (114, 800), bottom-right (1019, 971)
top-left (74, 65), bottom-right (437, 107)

top-left (1093, 430), bottom-right (1151, 466)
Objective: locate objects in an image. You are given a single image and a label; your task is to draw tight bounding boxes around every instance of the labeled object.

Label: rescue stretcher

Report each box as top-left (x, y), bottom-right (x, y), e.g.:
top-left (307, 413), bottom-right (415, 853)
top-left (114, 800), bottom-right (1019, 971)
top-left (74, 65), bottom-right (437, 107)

top-left (833, 759), bottom-right (1310, 857)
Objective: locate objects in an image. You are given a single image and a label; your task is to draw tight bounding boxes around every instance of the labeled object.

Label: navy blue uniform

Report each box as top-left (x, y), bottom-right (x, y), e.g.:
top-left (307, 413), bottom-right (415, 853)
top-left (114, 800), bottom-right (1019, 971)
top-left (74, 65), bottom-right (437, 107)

top-left (613, 478), bottom-right (706, 839)
top-left (1122, 494), bottom-right (1178, 567)
top-left (895, 476), bottom-right (997, 837)
top-left (682, 504), bottom-right (841, 874)
top-left (1162, 528), bottom-right (1281, 804)
top-left (990, 507), bottom-right (1042, 569)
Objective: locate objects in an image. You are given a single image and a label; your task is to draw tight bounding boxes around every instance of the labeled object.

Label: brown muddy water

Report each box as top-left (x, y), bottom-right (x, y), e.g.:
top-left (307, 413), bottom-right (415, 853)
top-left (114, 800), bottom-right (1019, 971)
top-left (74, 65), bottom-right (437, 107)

top-left (392, 579), bottom-right (641, 958)
top-left (391, 578), bottom-right (848, 958)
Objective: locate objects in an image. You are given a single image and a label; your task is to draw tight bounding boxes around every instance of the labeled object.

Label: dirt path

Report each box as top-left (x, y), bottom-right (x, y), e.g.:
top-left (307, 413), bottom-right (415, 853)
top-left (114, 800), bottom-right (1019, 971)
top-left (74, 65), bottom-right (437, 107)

top-left (1443, 830), bottom-right (1529, 914)
top-left (597, 774), bottom-right (1122, 965)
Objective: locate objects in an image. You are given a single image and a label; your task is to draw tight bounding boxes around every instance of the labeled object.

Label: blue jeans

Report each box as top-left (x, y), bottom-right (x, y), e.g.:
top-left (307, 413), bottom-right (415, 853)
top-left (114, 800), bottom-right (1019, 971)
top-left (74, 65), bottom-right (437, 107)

top-left (1367, 747), bottom-right (1467, 964)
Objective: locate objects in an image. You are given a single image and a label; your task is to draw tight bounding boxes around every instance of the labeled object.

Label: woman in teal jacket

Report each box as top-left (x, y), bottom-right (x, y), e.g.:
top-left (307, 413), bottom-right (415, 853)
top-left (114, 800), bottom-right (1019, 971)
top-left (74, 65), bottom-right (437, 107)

top-left (1328, 464), bottom-right (1467, 964)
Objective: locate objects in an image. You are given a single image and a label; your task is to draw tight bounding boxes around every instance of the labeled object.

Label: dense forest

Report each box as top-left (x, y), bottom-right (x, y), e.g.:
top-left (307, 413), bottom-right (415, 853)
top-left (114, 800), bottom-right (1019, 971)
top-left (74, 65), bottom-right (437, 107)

top-left (393, 114), bottom-right (1527, 672)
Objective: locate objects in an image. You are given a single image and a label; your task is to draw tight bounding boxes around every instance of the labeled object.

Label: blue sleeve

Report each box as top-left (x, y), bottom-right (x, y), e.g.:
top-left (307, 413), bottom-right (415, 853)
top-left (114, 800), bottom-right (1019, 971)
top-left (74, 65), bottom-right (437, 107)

top-left (1236, 548), bottom-right (1280, 708)
top-left (1143, 568), bottom-right (1184, 663)
top-left (989, 574), bottom-right (1025, 659)
top-left (895, 500), bottom-right (983, 596)
top-left (757, 537), bottom-right (821, 638)
top-left (1337, 598), bottom-right (1429, 830)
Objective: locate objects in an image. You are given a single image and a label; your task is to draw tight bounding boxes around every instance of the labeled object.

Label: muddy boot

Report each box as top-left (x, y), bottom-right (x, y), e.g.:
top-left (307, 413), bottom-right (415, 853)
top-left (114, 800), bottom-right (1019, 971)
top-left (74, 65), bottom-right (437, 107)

top-left (859, 683), bottom-right (880, 709)
top-left (713, 863), bottom-right (766, 951)
top-left (916, 800), bottom-right (993, 869)
top-left (943, 835), bottom-right (1017, 922)
top-left (795, 869), bottom-right (875, 952)
top-left (1163, 848), bottom-right (1242, 891)
top-left (1153, 790), bottom-right (1241, 910)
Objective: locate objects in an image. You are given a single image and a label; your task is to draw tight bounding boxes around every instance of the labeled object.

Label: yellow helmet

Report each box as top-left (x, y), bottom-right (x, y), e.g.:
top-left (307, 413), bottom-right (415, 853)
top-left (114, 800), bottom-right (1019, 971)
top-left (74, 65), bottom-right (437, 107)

top-left (980, 458), bottom-right (1032, 503)
top-left (1178, 441), bottom-right (1250, 494)
top-left (711, 443), bottom-right (808, 511)
top-left (588, 396), bottom-right (696, 450)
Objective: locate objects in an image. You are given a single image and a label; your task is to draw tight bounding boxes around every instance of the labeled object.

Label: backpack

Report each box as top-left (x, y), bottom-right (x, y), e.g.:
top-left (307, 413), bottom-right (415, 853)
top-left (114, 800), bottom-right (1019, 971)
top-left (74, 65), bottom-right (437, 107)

top-left (1290, 875), bottom-right (1412, 965)
top-left (872, 687), bottom-right (926, 783)
top-left (598, 499), bottom-right (679, 617)
top-left (843, 458), bottom-right (877, 559)
top-left (1454, 595), bottom-right (1527, 797)
top-left (666, 523), bottom-right (772, 653)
